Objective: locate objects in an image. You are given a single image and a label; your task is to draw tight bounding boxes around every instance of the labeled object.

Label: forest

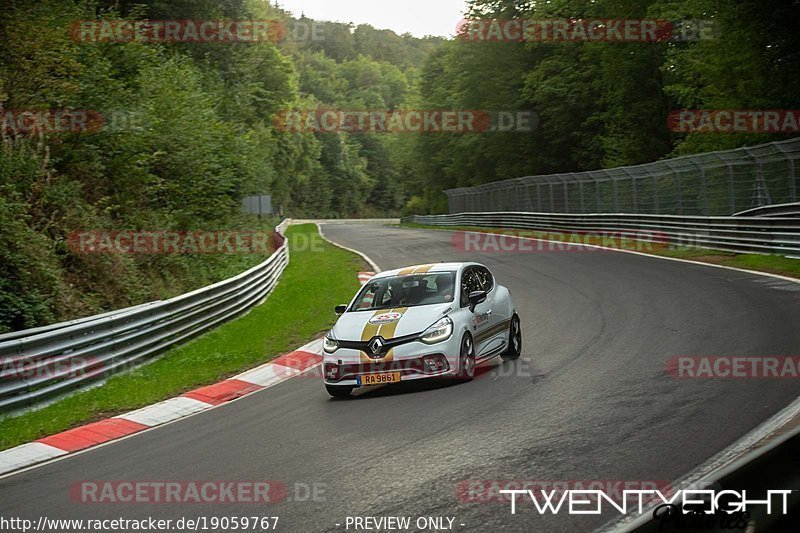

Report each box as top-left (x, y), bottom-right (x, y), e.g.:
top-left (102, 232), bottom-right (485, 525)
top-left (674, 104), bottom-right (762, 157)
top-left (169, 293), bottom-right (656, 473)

top-left (1, 0), bottom-right (798, 331)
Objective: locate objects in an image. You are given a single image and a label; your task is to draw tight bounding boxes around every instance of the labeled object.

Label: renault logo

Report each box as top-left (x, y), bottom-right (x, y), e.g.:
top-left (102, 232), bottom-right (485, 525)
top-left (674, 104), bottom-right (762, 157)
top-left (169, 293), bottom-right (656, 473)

top-left (368, 337), bottom-right (384, 356)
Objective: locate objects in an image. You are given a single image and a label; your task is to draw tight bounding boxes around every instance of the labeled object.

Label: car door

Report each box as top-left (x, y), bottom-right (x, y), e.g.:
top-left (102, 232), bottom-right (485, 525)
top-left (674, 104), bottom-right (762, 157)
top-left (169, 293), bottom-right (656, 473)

top-left (460, 266), bottom-right (494, 358)
top-left (473, 266), bottom-right (507, 355)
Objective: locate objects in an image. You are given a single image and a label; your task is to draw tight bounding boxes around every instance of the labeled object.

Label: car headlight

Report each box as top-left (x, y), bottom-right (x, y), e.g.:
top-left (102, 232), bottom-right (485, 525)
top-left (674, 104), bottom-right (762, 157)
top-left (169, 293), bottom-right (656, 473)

top-left (323, 333), bottom-right (339, 354)
top-left (419, 317), bottom-right (453, 345)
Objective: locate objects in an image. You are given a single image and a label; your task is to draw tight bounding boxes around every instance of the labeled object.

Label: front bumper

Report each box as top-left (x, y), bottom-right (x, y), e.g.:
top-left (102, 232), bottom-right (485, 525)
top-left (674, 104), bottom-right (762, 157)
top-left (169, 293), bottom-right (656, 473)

top-left (323, 338), bottom-right (460, 387)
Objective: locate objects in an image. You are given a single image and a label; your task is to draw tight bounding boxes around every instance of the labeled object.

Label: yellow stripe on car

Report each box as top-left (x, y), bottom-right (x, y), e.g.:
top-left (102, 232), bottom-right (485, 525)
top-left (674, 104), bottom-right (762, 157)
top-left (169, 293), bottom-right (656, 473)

top-left (359, 307), bottom-right (408, 363)
top-left (398, 264), bottom-right (435, 275)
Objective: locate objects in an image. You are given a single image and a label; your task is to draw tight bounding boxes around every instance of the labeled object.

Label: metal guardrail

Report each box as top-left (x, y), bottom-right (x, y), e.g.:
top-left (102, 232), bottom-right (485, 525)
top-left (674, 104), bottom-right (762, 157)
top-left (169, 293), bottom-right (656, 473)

top-left (292, 218), bottom-right (401, 226)
top-left (445, 137), bottom-right (800, 216)
top-left (402, 212), bottom-right (800, 256)
top-left (615, 423), bottom-right (800, 532)
top-left (734, 202), bottom-right (800, 218)
top-left (0, 220), bottom-right (290, 413)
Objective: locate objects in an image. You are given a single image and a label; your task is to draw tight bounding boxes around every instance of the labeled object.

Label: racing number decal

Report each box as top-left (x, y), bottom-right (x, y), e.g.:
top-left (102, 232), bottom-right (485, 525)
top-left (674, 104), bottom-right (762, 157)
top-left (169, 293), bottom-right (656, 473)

top-left (359, 307), bottom-right (408, 363)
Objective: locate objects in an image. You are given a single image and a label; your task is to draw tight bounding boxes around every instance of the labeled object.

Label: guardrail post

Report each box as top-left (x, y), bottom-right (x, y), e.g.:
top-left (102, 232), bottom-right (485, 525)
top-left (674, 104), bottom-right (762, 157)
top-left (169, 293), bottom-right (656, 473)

top-left (756, 163), bottom-right (771, 206)
top-left (653, 174), bottom-right (660, 213)
top-left (594, 178), bottom-right (601, 212)
top-left (674, 173), bottom-right (683, 215)
top-left (727, 163), bottom-right (736, 213)
top-left (536, 183), bottom-right (542, 211)
top-left (557, 175), bottom-right (569, 213)
top-left (621, 168), bottom-right (637, 213)
top-left (694, 162), bottom-right (708, 215)
top-left (524, 181), bottom-right (534, 211)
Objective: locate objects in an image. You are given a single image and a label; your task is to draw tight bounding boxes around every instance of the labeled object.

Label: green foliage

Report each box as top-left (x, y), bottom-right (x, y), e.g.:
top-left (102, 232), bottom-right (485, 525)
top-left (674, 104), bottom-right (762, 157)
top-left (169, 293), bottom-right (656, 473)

top-left (0, 224), bottom-right (365, 448)
top-left (2, 0), bottom-right (797, 330)
top-left (281, 16), bottom-right (440, 216)
top-left (0, 0), bottom-right (292, 330)
top-left (0, 0), bottom-right (441, 330)
top-left (407, 0), bottom-right (800, 212)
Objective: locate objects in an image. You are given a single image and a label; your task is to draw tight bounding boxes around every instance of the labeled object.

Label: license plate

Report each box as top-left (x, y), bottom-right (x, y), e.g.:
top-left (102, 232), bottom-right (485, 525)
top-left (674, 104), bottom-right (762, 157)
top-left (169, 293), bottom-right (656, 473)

top-left (357, 372), bottom-right (401, 386)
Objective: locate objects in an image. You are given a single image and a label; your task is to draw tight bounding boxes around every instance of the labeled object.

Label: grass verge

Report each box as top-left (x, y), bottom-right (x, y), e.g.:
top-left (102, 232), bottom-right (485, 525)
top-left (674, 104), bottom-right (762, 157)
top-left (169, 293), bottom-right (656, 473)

top-left (401, 223), bottom-right (800, 280)
top-left (0, 224), bottom-right (364, 451)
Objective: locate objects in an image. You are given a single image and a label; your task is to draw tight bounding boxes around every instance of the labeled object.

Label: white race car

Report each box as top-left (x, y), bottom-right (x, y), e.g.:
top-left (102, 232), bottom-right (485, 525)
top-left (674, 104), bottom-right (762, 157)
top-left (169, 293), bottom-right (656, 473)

top-left (323, 262), bottom-right (521, 398)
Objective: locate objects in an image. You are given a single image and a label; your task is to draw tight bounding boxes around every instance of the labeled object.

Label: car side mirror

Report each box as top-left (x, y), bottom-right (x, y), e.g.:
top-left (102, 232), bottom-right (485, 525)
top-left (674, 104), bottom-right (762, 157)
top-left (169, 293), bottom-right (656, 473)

top-left (468, 290), bottom-right (487, 313)
top-left (335, 305), bottom-right (348, 316)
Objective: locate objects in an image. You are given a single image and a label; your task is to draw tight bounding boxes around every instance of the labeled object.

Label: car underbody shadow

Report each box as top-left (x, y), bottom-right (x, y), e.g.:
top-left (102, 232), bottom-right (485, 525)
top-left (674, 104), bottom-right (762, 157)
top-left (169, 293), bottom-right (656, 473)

top-left (335, 355), bottom-right (527, 400)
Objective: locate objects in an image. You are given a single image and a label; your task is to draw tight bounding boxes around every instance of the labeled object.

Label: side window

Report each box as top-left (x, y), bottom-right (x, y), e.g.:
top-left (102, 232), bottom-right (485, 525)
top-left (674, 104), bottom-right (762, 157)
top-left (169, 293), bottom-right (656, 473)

top-left (460, 268), bottom-right (482, 307)
top-left (355, 281), bottom-right (391, 309)
top-left (356, 283), bottom-right (380, 309)
top-left (476, 267), bottom-right (494, 292)
top-left (460, 268), bottom-right (471, 307)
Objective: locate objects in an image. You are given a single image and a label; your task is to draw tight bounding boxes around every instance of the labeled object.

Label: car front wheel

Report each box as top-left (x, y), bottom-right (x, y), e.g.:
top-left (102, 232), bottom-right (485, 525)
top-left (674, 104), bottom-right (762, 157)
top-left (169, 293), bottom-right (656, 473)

top-left (456, 334), bottom-right (476, 382)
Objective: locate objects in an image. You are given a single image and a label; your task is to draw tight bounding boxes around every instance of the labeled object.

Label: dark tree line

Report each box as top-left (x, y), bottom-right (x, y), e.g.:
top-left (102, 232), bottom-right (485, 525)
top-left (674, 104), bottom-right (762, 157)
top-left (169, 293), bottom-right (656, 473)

top-left (0, 0), bottom-right (440, 330)
top-left (1, 0), bottom-right (797, 330)
top-left (403, 0), bottom-right (800, 212)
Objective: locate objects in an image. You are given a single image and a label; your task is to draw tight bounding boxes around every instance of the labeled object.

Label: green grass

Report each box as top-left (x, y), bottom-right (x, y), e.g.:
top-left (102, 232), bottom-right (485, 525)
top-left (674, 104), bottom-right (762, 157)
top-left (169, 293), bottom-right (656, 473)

top-left (401, 223), bottom-right (800, 281)
top-left (657, 247), bottom-right (800, 278)
top-left (0, 224), bottom-right (364, 451)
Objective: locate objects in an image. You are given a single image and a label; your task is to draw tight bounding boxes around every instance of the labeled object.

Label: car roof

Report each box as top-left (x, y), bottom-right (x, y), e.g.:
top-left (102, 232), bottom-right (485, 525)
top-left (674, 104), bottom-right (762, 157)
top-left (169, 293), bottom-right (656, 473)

top-left (372, 262), bottom-right (479, 279)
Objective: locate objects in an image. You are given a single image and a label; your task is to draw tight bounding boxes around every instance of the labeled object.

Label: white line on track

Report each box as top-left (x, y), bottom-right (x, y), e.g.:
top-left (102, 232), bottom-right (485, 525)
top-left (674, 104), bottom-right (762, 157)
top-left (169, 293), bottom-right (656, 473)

top-left (322, 222), bottom-right (800, 533)
top-left (315, 222), bottom-right (383, 273)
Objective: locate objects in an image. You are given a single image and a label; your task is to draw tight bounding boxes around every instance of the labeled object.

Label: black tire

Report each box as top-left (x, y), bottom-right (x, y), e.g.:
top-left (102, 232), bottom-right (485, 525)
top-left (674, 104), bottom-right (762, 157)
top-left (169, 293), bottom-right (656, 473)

top-left (456, 333), bottom-right (476, 382)
top-left (502, 314), bottom-right (522, 360)
top-left (326, 385), bottom-right (354, 399)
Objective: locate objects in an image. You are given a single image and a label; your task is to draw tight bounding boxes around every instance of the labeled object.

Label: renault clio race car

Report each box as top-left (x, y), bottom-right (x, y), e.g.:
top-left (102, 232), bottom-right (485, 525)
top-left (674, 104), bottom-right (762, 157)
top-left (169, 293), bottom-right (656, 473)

top-left (323, 263), bottom-right (521, 398)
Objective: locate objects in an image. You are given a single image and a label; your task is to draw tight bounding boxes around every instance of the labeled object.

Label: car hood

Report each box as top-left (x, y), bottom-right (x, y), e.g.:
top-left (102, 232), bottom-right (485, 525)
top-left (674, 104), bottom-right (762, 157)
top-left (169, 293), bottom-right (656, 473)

top-left (332, 303), bottom-right (454, 341)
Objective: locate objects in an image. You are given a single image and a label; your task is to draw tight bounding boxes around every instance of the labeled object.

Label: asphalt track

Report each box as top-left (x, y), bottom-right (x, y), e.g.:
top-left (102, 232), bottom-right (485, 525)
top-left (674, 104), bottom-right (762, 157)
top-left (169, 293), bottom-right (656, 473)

top-left (1, 223), bottom-right (800, 532)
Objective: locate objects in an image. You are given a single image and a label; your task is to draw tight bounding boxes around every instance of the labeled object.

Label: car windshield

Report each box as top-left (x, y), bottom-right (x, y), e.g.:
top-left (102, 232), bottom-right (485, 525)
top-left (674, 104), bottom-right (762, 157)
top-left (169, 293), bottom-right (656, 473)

top-left (350, 272), bottom-right (456, 311)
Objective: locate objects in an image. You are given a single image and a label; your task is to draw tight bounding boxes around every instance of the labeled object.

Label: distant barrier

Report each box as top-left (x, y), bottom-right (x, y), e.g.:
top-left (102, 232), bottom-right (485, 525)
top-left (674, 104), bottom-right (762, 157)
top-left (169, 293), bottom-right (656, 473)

top-left (445, 137), bottom-right (800, 216)
top-left (402, 212), bottom-right (800, 256)
top-left (0, 221), bottom-right (289, 413)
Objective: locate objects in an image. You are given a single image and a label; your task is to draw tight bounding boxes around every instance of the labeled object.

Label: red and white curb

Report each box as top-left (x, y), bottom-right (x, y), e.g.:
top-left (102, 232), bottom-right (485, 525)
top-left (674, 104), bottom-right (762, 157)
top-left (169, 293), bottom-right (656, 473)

top-left (358, 271), bottom-right (375, 285)
top-left (0, 338), bottom-right (323, 477)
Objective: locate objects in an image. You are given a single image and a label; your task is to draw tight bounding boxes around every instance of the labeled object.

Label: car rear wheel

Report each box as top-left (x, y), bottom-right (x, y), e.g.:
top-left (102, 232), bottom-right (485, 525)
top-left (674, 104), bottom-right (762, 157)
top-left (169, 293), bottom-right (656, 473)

top-left (502, 314), bottom-right (522, 360)
top-left (326, 385), bottom-right (354, 399)
top-left (456, 334), bottom-right (475, 382)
